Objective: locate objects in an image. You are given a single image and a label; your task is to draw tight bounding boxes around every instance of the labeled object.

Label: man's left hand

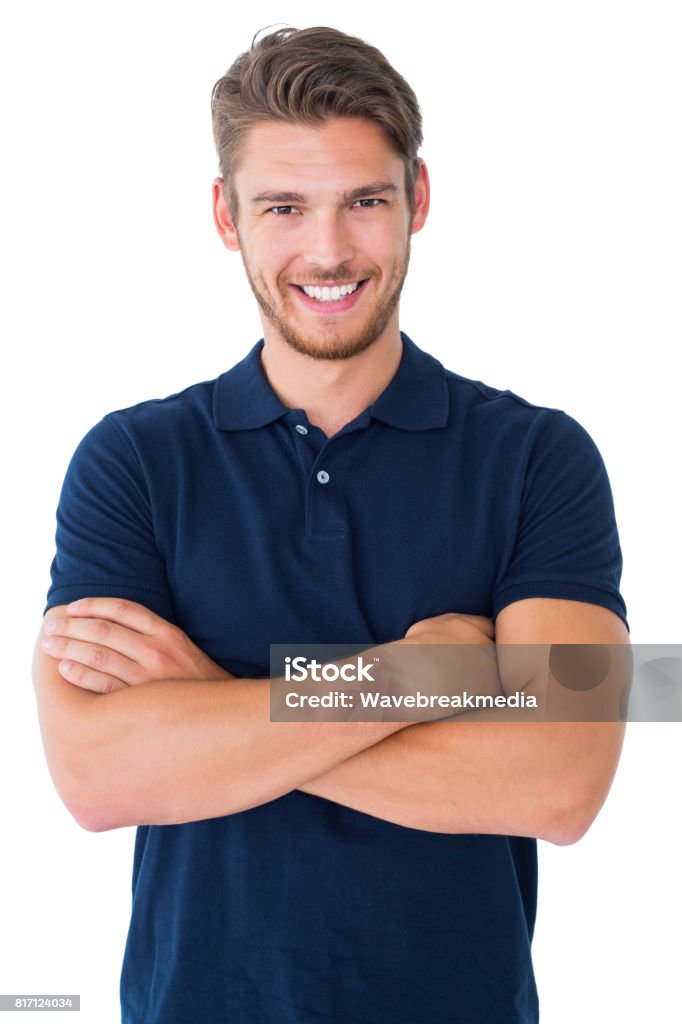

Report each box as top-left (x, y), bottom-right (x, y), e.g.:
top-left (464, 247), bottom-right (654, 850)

top-left (41, 597), bottom-right (234, 693)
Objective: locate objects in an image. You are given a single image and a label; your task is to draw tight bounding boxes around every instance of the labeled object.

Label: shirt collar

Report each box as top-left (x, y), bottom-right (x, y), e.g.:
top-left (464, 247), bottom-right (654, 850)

top-left (213, 331), bottom-right (449, 432)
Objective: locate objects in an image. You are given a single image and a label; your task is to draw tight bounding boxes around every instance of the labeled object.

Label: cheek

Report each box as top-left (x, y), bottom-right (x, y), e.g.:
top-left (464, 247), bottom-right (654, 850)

top-left (245, 223), bottom-right (294, 263)
top-left (357, 220), bottom-right (408, 261)
top-left (371, 238), bottom-right (408, 278)
top-left (257, 235), bottom-right (299, 284)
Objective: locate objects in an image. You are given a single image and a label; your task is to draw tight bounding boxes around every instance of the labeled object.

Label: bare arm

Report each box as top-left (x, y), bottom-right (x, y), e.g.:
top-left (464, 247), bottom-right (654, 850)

top-left (34, 597), bottom-right (628, 842)
top-left (298, 599), bottom-right (630, 845)
top-left (33, 601), bottom-right (500, 832)
top-left (33, 603), bottom-right (411, 831)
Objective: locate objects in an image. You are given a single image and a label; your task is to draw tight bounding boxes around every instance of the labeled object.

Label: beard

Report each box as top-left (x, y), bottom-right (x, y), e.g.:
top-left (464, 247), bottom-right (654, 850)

top-left (238, 234), bottom-right (412, 362)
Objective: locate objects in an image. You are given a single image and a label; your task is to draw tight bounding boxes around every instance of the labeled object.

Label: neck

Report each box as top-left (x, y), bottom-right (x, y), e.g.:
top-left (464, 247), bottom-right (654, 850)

top-left (259, 323), bottom-right (404, 438)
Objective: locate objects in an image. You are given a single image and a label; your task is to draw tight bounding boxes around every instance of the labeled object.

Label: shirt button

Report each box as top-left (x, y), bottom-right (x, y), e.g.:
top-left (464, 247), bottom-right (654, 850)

top-left (295, 424), bottom-right (308, 435)
top-left (316, 470), bottom-right (330, 485)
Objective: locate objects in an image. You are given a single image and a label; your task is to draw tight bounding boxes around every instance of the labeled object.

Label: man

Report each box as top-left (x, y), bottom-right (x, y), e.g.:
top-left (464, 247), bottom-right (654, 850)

top-left (33, 25), bottom-right (629, 1024)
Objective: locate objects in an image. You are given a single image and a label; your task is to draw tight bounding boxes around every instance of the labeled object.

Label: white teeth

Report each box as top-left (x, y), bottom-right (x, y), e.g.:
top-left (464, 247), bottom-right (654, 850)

top-left (301, 281), bottom-right (361, 301)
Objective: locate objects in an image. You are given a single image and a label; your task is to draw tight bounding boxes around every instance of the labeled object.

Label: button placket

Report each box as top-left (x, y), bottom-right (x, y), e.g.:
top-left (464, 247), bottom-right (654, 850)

top-left (288, 413), bottom-right (324, 480)
top-left (305, 436), bottom-right (347, 535)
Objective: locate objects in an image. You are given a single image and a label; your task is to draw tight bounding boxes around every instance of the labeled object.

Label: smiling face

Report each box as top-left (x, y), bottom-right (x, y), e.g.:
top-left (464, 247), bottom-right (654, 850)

top-left (213, 117), bottom-right (429, 361)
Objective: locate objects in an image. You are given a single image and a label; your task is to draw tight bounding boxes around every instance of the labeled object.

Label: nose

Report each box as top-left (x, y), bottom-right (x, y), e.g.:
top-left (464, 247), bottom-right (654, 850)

top-left (301, 210), bottom-right (356, 270)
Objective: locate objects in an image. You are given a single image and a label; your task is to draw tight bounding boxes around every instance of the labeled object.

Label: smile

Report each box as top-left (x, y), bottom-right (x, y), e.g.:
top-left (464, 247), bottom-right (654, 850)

top-left (290, 278), bottom-right (369, 313)
top-left (299, 281), bottom-right (362, 301)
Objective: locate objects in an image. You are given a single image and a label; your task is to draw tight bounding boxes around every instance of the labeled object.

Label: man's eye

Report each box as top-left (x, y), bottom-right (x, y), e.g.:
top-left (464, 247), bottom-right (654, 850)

top-left (268, 206), bottom-right (299, 216)
top-left (354, 198), bottom-right (384, 208)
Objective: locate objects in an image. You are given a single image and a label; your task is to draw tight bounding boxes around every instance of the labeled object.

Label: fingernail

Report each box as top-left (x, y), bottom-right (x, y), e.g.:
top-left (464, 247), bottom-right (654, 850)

top-left (59, 661), bottom-right (72, 675)
top-left (42, 636), bottom-right (56, 650)
top-left (68, 601), bottom-right (81, 612)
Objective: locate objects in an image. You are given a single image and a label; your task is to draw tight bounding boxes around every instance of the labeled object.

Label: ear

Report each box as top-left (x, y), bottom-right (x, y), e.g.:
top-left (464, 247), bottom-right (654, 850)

top-left (410, 159), bottom-right (430, 235)
top-left (212, 178), bottom-right (241, 251)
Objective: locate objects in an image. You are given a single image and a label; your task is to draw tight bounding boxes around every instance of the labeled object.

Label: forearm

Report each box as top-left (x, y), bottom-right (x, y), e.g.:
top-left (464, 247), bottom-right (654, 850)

top-left (35, 609), bottom-right (499, 831)
top-left (35, 614), bottom-right (503, 831)
top-left (299, 711), bottom-right (626, 844)
top-left (36, 663), bottom-right (408, 831)
top-left (307, 611), bottom-right (629, 842)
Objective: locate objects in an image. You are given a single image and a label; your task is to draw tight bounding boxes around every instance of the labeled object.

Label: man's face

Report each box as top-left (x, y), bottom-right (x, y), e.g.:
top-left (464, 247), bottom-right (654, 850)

top-left (214, 117), bottom-right (428, 361)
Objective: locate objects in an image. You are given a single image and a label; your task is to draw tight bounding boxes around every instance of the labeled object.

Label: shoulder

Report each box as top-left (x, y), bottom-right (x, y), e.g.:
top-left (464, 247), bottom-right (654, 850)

top-left (440, 364), bottom-right (594, 455)
top-left (443, 364), bottom-right (555, 418)
top-left (413, 344), bottom-right (614, 494)
top-left (71, 377), bottom-right (219, 470)
top-left (106, 376), bottom-right (217, 441)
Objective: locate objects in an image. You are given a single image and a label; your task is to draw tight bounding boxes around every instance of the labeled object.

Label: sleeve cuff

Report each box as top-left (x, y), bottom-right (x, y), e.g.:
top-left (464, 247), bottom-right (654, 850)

top-left (44, 584), bottom-right (176, 624)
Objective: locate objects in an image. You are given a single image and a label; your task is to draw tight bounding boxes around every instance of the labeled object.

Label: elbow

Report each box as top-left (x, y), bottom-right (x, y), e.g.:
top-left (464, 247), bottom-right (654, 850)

top-left (69, 800), bottom-right (137, 833)
top-left (67, 798), bottom-right (122, 833)
top-left (40, 762), bottom-right (118, 832)
top-left (543, 809), bottom-right (594, 847)
top-left (542, 786), bottom-right (603, 847)
top-left (79, 817), bottom-right (125, 833)
top-left (40, 754), bottom-right (111, 832)
top-left (544, 726), bottom-right (625, 846)
top-left (41, 734), bottom-right (140, 833)
top-left (65, 781), bottom-right (139, 832)
top-left (54, 787), bottom-right (115, 833)
top-left (70, 810), bottom-right (111, 833)
top-left (54, 760), bottom-right (135, 833)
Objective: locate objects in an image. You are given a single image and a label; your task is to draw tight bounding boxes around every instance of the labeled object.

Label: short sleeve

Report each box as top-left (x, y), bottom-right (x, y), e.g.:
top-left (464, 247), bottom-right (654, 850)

top-left (44, 413), bottom-right (176, 621)
top-left (492, 410), bottom-right (628, 631)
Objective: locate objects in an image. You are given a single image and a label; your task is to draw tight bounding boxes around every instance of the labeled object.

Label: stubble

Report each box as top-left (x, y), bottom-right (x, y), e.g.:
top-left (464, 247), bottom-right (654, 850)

top-left (238, 234), bottom-right (412, 362)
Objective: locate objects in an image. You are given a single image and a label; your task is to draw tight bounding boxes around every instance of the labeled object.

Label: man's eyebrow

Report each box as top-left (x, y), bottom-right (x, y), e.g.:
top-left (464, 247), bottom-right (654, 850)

top-left (344, 181), bottom-right (399, 203)
top-left (250, 190), bottom-right (305, 205)
top-left (249, 181), bottom-right (400, 206)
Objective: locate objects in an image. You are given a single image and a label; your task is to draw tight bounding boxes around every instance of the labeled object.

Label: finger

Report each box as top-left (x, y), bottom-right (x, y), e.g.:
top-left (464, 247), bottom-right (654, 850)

top-left (57, 659), bottom-right (128, 694)
top-left (41, 633), bottom-right (145, 686)
top-left (44, 615), bottom-right (152, 663)
top-left (66, 597), bottom-right (168, 635)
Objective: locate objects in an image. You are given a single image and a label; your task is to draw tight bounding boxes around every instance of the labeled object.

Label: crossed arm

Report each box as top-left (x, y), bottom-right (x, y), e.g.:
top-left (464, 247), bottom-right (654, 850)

top-left (33, 596), bottom-right (629, 844)
top-left (300, 600), bottom-right (629, 843)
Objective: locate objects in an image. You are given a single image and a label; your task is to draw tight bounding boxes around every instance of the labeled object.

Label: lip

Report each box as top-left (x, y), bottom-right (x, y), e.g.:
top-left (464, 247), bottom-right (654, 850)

top-left (289, 279), bottom-right (369, 314)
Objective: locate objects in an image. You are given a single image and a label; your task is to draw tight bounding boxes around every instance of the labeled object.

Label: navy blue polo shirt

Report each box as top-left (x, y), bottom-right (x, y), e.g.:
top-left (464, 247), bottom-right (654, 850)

top-left (45, 332), bottom-right (627, 1024)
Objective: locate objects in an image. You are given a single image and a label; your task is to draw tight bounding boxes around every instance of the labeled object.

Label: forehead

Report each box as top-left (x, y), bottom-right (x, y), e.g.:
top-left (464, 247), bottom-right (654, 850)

top-left (232, 117), bottom-right (404, 196)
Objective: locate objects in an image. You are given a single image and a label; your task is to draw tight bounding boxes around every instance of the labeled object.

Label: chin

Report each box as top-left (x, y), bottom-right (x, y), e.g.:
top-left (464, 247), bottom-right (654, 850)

top-left (281, 331), bottom-right (380, 362)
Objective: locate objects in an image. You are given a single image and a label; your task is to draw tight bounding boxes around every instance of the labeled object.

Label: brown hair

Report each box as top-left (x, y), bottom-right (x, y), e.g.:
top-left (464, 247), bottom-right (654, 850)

top-left (211, 25), bottom-right (423, 222)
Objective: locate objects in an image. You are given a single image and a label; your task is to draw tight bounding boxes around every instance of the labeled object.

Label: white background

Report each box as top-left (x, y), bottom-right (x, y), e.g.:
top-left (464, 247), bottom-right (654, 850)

top-left (2, 2), bottom-right (680, 1021)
